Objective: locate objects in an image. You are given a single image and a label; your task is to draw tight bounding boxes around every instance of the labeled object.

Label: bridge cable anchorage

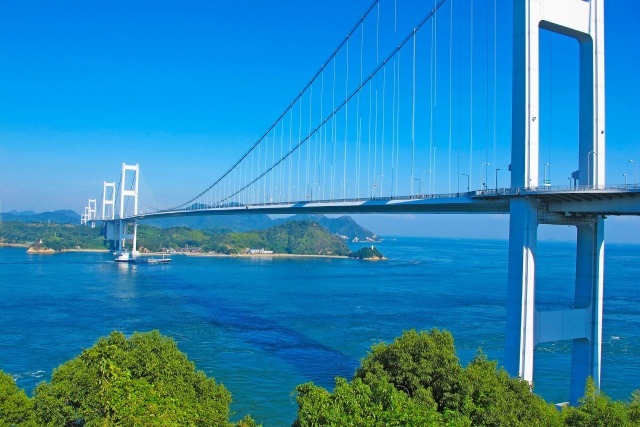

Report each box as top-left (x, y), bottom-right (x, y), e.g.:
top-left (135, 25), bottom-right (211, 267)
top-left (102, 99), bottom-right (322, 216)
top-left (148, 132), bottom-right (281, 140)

top-left (202, 0), bottom-right (449, 208)
top-left (169, 0), bottom-right (382, 211)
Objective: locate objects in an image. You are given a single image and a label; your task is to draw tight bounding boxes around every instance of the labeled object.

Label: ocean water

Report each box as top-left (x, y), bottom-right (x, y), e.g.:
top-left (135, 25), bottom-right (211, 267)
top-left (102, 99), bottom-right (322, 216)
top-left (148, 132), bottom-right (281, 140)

top-left (0, 237), bottom-right (639, 426)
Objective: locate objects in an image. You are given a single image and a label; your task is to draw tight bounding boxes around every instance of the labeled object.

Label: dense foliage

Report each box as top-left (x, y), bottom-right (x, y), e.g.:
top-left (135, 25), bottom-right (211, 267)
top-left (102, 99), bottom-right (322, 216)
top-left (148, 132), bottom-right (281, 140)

top-left (145, 213), bottom-right (378, 241)
top-left (2, 329), bottom-right (639, 426)
top-left (293, 329), bottom-right (640, 427)
top-left (562, 379), bottom-right (640, 427)
top-left (274, 215), bottom-right (380, 242)
top-left (0, 222), bottom-right (106, 251)
top-left (259, 220), bottom-right (350, 255)
top-left (348, 246), bottom-right (384, 259)
top-left (140, 220), bottom-right (350, 255)
top-left (0, 371), bottom-right (35, 426)
top-left (29, 331), bottom-right (255, 426)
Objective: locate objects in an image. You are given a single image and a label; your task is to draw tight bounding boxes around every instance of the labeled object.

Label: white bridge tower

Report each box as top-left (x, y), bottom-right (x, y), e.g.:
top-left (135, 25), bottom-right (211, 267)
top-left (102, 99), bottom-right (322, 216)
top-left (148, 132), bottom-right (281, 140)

top-left (506, 0), bottom-right (605, 404)
top-left (103, 163), bottom-right (140, 261)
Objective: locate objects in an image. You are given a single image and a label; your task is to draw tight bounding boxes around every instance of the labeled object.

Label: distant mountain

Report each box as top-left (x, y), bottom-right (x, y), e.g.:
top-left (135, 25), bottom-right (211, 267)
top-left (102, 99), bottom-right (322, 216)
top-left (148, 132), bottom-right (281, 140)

top-left (140, 214), bottom-right (273, 232)
top-left (200, 220), bottom-right (351, 256)
top-left (140, 214), bottom-right (379, 242)
top-left (2, 210), bottom-right (80, 224)
top-left (273, 214), bottom-right (379, 242)
top-left (1, 210), bottom-right (380, 242)
top-left (6, 210), bottom-right (37, 216)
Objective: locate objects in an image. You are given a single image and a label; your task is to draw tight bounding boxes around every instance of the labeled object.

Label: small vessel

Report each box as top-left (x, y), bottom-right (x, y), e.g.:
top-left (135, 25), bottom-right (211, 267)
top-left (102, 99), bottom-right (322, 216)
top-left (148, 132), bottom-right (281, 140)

top-left (135, 255), bottom-right (171, 265)
top-left (114, 250), bottom-right (136, 263)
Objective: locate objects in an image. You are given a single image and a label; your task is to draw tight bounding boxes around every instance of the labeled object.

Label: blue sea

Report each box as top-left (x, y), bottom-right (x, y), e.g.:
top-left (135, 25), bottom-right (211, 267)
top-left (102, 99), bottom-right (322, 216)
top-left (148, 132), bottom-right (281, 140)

top-left (1, 237), bottom-right (639, 426)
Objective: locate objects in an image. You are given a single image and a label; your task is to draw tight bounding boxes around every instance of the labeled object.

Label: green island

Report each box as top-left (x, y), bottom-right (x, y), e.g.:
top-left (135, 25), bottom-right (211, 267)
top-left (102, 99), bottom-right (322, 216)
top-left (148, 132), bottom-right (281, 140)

top-left (0, 220), bottom-right (382, 259)
top-left (347, 245), bottom-right (385, 260)
top-left (1, 329), bottom-right (638, 426)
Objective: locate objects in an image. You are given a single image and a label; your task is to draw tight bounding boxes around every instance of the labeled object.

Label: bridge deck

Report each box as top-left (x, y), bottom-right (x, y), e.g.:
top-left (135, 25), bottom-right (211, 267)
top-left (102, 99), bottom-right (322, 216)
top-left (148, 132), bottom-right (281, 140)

top-left (115, 186), bottom-right (640, 221)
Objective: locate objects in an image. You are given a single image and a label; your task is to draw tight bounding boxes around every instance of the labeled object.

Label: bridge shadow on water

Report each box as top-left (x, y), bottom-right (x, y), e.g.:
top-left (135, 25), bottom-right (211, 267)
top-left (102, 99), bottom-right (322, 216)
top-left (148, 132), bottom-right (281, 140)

top-left (188, 292), bottom-right (358, 389)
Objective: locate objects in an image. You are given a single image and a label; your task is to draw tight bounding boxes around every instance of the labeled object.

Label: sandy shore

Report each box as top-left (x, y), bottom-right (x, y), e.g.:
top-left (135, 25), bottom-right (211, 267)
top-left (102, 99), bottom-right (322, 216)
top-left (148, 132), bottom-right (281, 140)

top-left (1, 245), bottom-right (364, 260)
top-left (59, 249), bottom-right (110, 253)
top-left (0, 243), bottom-right (29, 248)
top-left (186, 252), bottom-right (348, 259)
top-left (1, 245), bottom-right (109, 253)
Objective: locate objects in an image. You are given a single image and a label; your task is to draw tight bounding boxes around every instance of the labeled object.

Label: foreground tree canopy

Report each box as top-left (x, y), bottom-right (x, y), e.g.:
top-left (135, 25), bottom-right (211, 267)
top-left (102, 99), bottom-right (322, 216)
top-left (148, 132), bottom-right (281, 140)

top-left (293, 329), bottom-right (640, 427)
top-left (1, 329), bottom-right (639, 426)
top-left (0, 371), bottom-right (34, 426)
top-left (1, 331), bottom-right (257, 426)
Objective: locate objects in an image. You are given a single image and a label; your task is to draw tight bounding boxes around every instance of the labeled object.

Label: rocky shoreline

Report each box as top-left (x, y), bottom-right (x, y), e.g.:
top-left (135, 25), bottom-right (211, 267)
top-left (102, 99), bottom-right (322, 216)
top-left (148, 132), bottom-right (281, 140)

top-left (26, 246), bottom-right (56, 254)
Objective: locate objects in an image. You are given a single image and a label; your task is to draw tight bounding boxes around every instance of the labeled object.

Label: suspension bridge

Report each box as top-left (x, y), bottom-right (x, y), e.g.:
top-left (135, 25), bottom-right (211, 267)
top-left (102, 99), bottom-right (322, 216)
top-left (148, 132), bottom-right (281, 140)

top-left (81, 0), bottom-right (639, 406)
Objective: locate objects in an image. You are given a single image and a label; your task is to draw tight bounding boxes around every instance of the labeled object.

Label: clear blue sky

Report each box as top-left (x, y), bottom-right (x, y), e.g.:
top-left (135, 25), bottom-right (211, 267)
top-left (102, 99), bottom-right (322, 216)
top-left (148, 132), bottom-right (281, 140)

top-left (0, 0), bottom-right (639, 242)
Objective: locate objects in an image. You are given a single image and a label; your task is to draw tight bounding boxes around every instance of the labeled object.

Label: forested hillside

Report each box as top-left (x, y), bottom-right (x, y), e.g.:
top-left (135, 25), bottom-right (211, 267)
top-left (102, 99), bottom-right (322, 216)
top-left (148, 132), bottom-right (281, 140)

top-left (0, 222), bottom-right (106, 251)
top-left (0, 220), bottom-right (350, 256)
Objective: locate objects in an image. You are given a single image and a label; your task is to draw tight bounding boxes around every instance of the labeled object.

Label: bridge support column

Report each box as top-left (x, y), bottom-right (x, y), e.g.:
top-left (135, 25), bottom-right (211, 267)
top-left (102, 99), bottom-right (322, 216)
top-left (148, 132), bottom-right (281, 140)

top-left (507, 210), bottom-right (605, 402)
top-left (570, 218), bottom-right (604, 403)
top-left (505, 198), bottom-right (539, 383)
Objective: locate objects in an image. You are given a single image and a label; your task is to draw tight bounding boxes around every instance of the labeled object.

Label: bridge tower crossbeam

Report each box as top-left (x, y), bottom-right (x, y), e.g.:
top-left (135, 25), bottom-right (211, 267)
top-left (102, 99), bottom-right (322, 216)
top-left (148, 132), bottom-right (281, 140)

top-left (102, 181), bottom-right (116, 221)
top-left (507, 0), bottom-right (605, 404)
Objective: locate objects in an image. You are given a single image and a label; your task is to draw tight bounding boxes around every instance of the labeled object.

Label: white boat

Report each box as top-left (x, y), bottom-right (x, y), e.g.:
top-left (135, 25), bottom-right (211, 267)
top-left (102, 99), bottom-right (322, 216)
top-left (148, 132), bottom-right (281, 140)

top-left (135, 255), bottom-right (171, 265)
top-left (114, 250), bottom-right (136, 263)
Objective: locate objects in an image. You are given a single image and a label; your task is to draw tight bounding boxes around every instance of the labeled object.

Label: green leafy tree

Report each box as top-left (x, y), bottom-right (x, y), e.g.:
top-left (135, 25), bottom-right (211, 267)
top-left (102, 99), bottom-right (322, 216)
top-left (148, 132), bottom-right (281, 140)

top-left (0, 371), bottom-right (35, 426)
top-left (629, 390), bottom-right (640, 424)
top-left (348, 246), bottom-right (384, 260)
top-left (294, 329), bottom-right (572, 427)
top-left (459, 352), bottom-right (561, 427)
top-left (32, 330), bottom-right (252, 427)
top-left (354, 329), bottom-right (465, 412)
top-left (561, 378), bottom-right (635, 427)
top-left (293, 376), bottom-right (450, 427)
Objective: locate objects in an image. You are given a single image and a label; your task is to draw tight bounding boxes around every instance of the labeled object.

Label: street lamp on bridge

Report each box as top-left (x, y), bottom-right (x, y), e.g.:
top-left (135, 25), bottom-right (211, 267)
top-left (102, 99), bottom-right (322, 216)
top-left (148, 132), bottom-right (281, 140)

top-left (462, 173), bottom-right (470, 192)
top-left (414, 178), bottom-right (422, 195)
top-left (481, 163), bottom-right (490, 190)
top-left (544, 162), bottom-right (550, 187)
top-left (372, 175), bottom-right (384, 198)
top-left (623, 173), bottom-right (628, 185)
top-left (630, 160), bottom-right (637, 185)
top-left (495, 168), bottom-right (501, 191)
